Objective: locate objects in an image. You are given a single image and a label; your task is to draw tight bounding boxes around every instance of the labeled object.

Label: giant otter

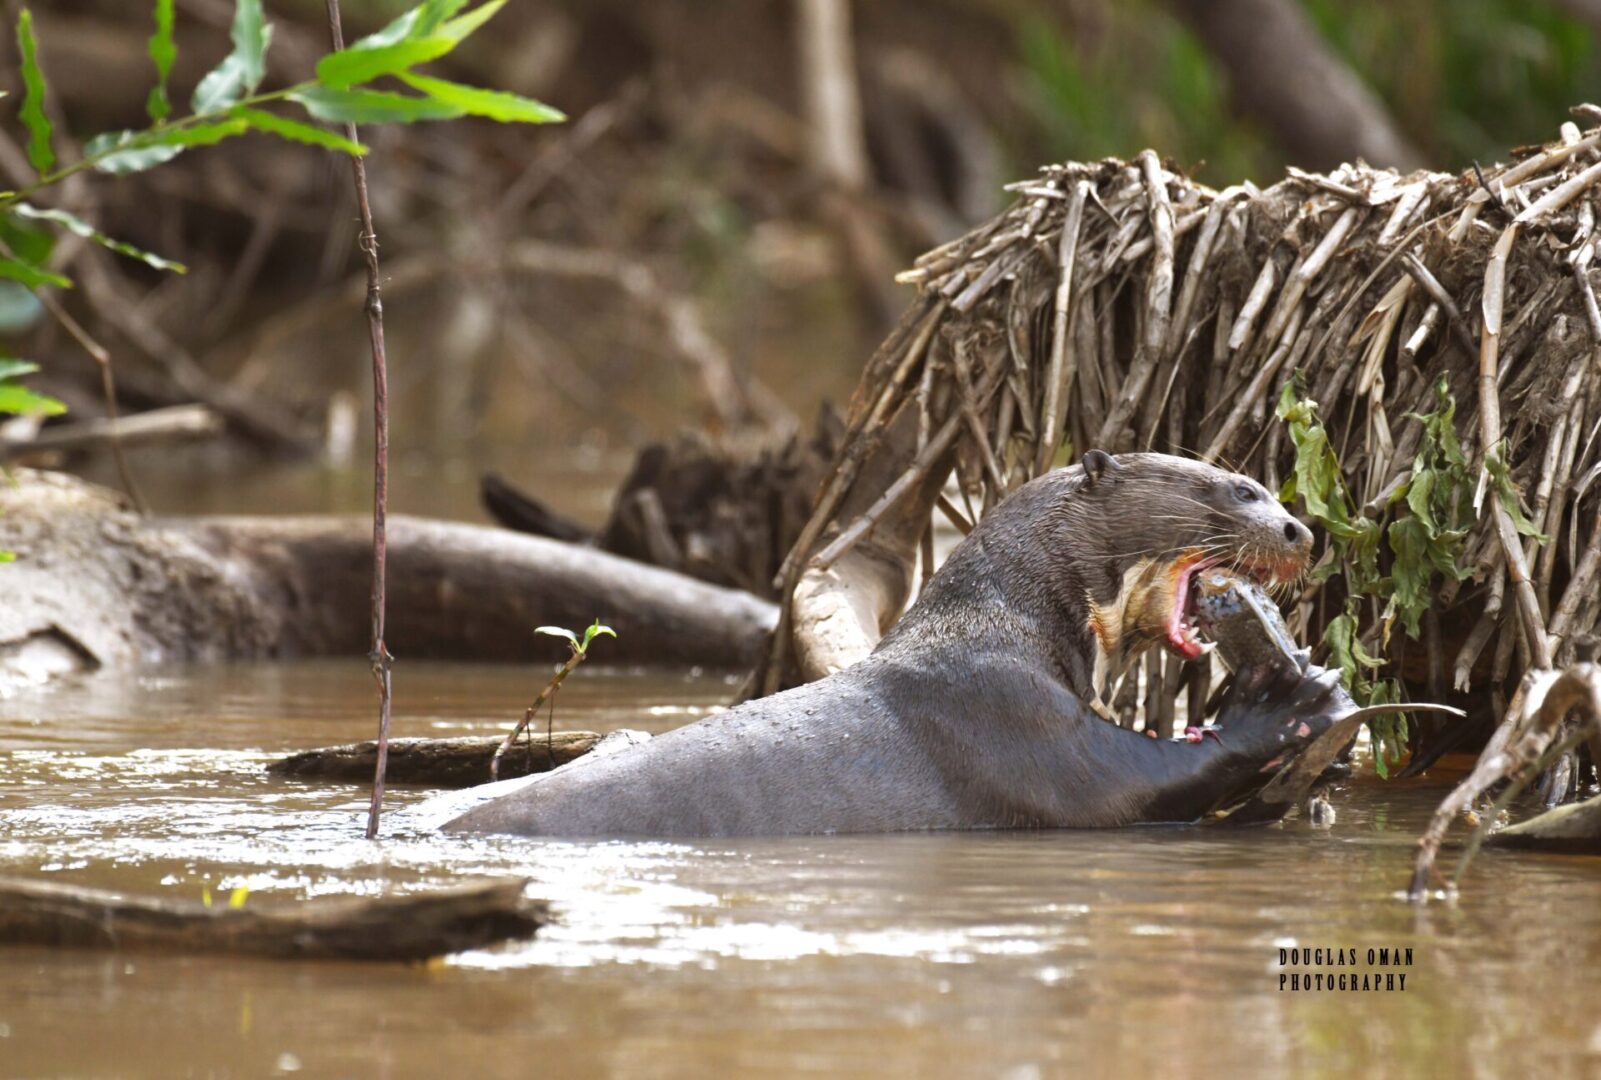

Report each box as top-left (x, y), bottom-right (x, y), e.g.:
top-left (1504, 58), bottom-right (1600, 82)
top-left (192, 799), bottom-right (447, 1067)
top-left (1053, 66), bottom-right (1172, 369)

top-left (445, 451), bottom-right (1340, 837)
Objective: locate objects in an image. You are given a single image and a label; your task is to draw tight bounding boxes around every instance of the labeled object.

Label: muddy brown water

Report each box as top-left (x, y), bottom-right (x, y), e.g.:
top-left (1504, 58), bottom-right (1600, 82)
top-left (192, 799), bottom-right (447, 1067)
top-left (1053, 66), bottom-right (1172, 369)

top-left (3, 659), bottom-right (1601, 1077)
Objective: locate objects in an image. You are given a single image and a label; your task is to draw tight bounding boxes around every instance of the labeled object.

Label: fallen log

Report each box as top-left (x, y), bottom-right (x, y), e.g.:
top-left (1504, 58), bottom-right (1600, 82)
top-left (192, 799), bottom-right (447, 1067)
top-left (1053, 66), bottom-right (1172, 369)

top-left (0, 876), bottom-right (545, 961)
top-left (0, 469), bottom-right (777, 682)
top-left (269, 733), bottom-right (601, 787)
top-left (0, 404), bottom-right (223, 460)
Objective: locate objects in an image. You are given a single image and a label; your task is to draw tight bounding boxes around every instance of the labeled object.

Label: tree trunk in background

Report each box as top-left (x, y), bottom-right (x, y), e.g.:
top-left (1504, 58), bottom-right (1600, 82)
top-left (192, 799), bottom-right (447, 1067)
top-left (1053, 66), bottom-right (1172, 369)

top-left (1169, 0), bottom-right (1425, 172)
top-left (796, 0), bottom-right (869, 189)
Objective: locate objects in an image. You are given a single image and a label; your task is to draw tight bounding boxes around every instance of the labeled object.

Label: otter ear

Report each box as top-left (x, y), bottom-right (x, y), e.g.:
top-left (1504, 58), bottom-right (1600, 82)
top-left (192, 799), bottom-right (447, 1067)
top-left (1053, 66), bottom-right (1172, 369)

top-left (1081, 449), bottom-right (1121, 486)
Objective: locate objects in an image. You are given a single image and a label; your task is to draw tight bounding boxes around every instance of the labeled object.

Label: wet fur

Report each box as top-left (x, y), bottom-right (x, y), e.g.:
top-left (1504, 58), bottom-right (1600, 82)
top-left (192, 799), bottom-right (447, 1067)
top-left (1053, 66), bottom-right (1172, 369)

top-left (446, 453), bottom-right (1332, 838)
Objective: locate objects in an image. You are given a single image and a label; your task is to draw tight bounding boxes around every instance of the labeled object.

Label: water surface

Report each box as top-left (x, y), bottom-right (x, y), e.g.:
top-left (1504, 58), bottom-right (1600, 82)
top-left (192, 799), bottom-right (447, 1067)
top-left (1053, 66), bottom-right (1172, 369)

top-left (2, 661), bottom-right (1599, 1077)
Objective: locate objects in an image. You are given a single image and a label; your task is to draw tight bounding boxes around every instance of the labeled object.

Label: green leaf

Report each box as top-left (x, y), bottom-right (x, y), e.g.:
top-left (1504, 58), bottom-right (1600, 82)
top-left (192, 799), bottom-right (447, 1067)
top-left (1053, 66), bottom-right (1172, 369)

top-left (85, 131), bottom-right (182, 174)
top-left (342, 0), bottom-right (467, 53)
top-left (15, 9), bottom-right (54, 176)
top-left (1387, 517), bottom-right (1433, 639)
top-left (147, 0), bottom-right (176, 122)
top-left (580, 621), bottom-right (616, 652)
top-left (0, 359), bottom-right (39, 380)
top-left (414, 0), bottom-right (473, 36)
top-left (1275, 377), bottom-right (1349, 530)
top-left (84, 120), bottom-right (248, 175)
top-left (12, 203), bottom-right (186, 272)
top-left (288, 86), bottom-right (463, 124)
top-left (1485, 444), bottom-right (1548, 542)
top-left (0, 256), bottom-right (68, 289)
top-left (0, 382), bottom-right (65, 415)
top-left (229, 107), bottom-right (366, 155)
top-left (397, 73), bottom-right (565, 123)
top-left (192, 0), bottom-right (271, 114)
top-left (0, 551), bottom-right (14, 564)
top-left (316, 37), bottom-right (456, 90)
top-left (534, 626), bottom-right (578, 646)
top-left (1322, 614), bottom-right (1359, 692)
top-left (1364, 680), bottom-right (1407, 779)
top-left (439, 0), bottom-right (507, 43)
top-left (0, 211), bottom-right (54, 266)
top-left (0, 283), bottom-right (42, 332)
top-left (1324, 605), bottom-right (1384, 698)
top-left (1404, 468), bottom-right (1436, 532)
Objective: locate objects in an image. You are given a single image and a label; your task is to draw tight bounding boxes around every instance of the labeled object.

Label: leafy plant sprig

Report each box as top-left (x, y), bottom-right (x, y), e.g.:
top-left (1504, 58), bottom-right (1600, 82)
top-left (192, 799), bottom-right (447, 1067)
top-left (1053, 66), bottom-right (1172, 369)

top-left (0, 0), bottom-right (563, 544)
top-left (490, 620), bottom-right (617, 781)
top-left (0, 0), bottom-right (562, 403)
top-left (1276, 375), bottom-right (1486, 776)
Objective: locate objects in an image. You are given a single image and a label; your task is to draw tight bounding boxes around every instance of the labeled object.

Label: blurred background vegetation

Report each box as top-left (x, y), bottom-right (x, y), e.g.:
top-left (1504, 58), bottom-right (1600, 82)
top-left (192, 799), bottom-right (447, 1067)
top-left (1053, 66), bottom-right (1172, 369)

top-left (5, 0), bottom-right (1600, 522)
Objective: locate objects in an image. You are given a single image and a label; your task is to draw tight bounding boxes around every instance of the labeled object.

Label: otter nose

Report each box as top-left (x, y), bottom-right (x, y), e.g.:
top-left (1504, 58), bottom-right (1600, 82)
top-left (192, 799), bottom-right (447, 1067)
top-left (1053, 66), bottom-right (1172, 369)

top-left (1284, 519), bottom-right (1313, 549)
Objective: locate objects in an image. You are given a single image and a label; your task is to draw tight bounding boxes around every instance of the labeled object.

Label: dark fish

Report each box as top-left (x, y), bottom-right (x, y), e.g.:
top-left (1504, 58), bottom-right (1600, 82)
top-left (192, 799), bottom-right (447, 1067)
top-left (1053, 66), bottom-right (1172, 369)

top-left (1191, 568), bottom-right (1305, 675)
top-left (1189, 569), bottom-right (1463, 825)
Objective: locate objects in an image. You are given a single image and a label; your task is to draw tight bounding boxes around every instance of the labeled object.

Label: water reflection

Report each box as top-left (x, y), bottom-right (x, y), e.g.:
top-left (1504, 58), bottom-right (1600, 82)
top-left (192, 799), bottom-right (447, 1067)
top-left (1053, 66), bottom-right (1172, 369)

top-left (2, 662), bottom-right (1601, 1075)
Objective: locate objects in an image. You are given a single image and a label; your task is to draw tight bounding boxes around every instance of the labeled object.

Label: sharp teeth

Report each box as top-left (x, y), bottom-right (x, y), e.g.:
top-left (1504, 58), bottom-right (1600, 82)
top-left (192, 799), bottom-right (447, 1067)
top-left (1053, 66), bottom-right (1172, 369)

top-left (1195, 640), bottom-right (1216, 656)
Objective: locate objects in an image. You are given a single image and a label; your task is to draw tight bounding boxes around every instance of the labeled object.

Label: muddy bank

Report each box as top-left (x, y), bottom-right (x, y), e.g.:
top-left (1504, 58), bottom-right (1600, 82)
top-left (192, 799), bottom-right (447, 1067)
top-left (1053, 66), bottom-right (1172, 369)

top-left (0, 469), bottom-right (775, 684)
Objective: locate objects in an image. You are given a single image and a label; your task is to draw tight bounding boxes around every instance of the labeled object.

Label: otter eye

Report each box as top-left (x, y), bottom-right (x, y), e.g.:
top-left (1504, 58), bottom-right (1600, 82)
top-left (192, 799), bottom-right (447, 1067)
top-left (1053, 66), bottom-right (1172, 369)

top-left (1233, 483), bottom-right (1259, 503)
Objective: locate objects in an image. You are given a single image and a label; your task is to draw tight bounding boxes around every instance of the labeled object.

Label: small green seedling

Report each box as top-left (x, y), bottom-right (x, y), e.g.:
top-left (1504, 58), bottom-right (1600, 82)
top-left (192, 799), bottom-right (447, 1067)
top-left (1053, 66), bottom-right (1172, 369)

top-left (534, 619), bottom-right (617, 656)
top-left (491, 620), bottom-right (616, 780)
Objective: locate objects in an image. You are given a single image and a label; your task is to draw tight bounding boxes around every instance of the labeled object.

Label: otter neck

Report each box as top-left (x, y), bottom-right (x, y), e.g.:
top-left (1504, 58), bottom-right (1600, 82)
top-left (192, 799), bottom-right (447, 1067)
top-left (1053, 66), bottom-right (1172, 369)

top-left (880, 509), bottom-right (1135, 703)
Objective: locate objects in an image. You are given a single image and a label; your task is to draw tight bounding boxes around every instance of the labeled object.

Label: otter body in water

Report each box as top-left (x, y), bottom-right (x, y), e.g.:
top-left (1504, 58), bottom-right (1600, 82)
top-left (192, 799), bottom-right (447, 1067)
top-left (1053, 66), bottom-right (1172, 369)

top-left (446, 451), bottom-right (1339, 838)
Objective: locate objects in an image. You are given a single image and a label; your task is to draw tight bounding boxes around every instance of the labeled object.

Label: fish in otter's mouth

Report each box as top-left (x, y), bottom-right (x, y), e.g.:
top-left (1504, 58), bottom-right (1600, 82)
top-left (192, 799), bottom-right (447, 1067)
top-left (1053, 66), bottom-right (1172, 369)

top-left (1155, 550), bottom-right (1308, 661)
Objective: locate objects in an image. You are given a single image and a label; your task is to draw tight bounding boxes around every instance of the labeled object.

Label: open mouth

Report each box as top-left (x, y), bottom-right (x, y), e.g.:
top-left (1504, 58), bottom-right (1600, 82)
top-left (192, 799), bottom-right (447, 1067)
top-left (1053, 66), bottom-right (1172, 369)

top-left (1165, 557), bottom-right (1297, 660)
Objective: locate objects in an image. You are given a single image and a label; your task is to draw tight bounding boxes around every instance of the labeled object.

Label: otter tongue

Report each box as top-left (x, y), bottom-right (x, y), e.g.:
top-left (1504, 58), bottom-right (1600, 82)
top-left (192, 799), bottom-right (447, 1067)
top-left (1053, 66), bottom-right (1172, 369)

top-left (1166, 567), bottom-right (1204, 659)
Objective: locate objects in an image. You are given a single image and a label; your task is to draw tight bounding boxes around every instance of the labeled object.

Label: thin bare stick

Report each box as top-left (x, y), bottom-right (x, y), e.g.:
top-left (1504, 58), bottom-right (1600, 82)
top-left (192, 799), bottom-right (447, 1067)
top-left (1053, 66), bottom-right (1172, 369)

top-left (490, 647), bottom-right (589, 782)
top-left (322, 0), bottom-right (395, 840)
top-left (1036, 180), bottom-right (1088, 472)
top-left (1476, 224), bottom-right (1552, 671)
top-left (1398, 253), bottom-right (1479, 355)
top-left (0, 403), bottom-right (220, 457)
top-left (813, 363), bottom-right (1003, 570)
top-left (935, 492), bottom-right (974, 534)
top-left (1551, 511), bottom-right (1601, 646)
top-left (1514, 159), bottom-right (1601, 223)
top-left (25, 282), bottom-right (145, 512)
top-left (1093, 151), bottom-right (1174, 450)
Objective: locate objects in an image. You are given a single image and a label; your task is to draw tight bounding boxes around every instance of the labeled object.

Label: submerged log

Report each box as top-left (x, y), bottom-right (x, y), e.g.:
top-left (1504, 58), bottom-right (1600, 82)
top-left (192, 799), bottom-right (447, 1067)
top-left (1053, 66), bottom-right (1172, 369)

top-left (0, 876), bottom-right (546, 961)
top-left (269, 733), bottom-right (601, 787)
top-left (0, 469), bottom-right (777, 683)
top-left (1490, 794), bottom-right (1601, 854)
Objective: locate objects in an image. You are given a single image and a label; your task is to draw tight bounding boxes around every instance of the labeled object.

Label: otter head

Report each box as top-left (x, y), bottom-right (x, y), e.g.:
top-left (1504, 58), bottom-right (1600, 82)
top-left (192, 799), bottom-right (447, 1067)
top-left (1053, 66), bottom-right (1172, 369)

top-left (1062, 450), bottom-right (1312, 674)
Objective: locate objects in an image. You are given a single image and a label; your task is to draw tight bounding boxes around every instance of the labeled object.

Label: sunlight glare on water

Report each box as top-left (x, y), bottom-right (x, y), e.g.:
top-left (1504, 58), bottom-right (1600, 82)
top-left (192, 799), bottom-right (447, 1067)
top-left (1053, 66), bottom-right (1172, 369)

top-left (3, 661), bottom-right (1601, 1076)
